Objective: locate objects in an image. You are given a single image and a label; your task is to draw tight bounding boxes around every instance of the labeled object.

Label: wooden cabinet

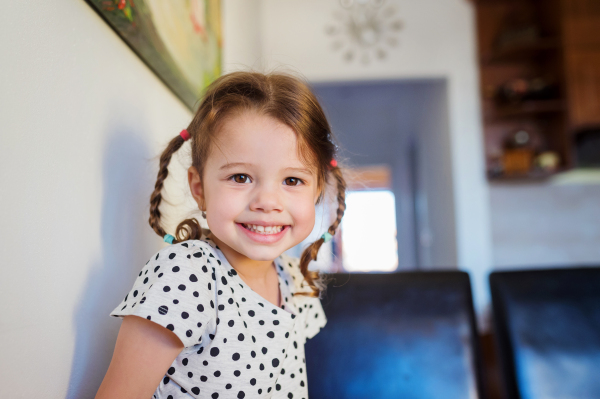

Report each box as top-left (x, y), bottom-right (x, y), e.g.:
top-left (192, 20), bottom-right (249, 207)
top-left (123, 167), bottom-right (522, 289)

top-left (475, 0), bottom-right (600, 180)
top-left (565, 50), bottom-right (600, 128)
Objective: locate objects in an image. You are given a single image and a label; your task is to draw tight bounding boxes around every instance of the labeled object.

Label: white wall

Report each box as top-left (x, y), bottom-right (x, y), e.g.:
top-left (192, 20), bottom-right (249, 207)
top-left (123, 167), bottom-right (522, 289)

top-left (0, 1), bottom-right (193, 397)
top-left (223, 0), bottom-right (493, 313)
top-left (490, 182), bottom-right (600, 268)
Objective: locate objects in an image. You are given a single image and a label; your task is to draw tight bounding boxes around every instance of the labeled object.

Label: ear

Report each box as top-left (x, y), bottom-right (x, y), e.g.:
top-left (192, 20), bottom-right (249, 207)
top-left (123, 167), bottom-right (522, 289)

top-left (188, 166), bottom-right (205, 211)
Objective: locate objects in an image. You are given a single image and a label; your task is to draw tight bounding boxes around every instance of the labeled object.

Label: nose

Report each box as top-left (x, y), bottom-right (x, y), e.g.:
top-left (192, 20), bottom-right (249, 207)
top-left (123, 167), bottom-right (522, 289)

top-left (249, 182), bottom-right (283, 213)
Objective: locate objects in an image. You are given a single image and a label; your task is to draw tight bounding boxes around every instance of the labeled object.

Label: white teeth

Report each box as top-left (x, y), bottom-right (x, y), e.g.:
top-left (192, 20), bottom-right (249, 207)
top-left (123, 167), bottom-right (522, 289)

top-left (243, 224), bottom-right (284, 235)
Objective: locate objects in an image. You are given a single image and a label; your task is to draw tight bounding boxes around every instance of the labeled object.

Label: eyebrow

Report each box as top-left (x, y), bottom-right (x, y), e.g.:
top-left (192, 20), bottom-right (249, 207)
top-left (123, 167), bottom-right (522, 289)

top-left (219, 162), bottom-right (252, 170)
top-left (285, 167), bottom-right (313, 175)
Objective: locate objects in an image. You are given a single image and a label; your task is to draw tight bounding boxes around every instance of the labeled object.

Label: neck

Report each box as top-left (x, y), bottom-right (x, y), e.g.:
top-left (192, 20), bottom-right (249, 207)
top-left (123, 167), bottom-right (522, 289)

top-left (209, 233), bottom-right (275, 284)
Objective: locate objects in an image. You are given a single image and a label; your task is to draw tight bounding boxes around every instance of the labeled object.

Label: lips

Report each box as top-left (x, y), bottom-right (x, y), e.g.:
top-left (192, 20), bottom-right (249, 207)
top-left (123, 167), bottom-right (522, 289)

top-left (236, 222), bottom-right (289, 244)
top-left (241, 223), bottom-right (284, 235)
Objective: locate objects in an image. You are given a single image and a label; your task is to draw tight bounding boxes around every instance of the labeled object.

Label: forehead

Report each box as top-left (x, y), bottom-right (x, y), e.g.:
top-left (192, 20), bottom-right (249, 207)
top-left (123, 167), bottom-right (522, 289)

top-left (209, 111), bottom-right (312, 170)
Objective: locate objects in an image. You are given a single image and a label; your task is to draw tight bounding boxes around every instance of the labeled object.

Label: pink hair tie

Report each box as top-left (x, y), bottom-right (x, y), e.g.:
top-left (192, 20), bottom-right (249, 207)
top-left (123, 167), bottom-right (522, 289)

top-left (180, 129), bottom-right (190, 141)
top-left (330, 158), bottom-right (338, 168)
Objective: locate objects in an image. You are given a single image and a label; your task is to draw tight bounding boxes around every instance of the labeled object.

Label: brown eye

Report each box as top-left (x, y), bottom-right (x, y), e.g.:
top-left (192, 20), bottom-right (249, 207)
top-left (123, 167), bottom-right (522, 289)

top-left (284, 177), bottom-right (302, 186)
top-left (232, 174), bottom-right (250, 184)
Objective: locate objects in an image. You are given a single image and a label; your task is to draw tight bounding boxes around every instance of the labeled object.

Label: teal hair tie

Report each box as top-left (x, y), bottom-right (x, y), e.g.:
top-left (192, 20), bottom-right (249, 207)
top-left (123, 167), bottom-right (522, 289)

top-left (321, 232), bottom-right (333, 243)
top-left (163, 234), bottom-right (175, 244)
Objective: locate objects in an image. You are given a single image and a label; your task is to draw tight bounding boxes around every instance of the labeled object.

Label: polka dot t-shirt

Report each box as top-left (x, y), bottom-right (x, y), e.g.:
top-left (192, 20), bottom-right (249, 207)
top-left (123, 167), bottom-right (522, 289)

top-left (110, 235), bottom-right (326, 399)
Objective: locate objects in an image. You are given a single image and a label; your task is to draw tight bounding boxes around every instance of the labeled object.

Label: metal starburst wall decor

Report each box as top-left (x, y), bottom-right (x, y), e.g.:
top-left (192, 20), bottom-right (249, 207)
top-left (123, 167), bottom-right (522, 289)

top-left (326, 0), bottom-right (403, 64)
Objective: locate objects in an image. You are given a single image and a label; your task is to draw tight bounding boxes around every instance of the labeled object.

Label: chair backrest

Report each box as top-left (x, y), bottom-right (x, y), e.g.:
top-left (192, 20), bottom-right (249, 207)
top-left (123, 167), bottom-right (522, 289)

top-left (305, 272), bottom-right (485, 399)
top-left (490, 268), bottom-right (600, 399)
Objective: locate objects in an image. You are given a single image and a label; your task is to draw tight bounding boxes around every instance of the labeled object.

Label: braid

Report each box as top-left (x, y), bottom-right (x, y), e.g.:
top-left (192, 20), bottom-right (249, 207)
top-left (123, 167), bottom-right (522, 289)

top-left (296, 165), bottom-right (347, 298)
top-left (148, 135), bottom-right (187, 242)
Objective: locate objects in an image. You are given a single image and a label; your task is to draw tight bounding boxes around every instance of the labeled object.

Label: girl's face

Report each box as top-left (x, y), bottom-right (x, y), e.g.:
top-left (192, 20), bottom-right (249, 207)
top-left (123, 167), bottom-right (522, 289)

top-left (189, 111), bottom-right (320, 263)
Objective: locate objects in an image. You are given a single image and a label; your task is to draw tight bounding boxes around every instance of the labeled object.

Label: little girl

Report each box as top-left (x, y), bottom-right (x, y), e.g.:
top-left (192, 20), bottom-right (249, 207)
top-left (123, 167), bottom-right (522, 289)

top-left (96, 72), bottom-right (346, 399)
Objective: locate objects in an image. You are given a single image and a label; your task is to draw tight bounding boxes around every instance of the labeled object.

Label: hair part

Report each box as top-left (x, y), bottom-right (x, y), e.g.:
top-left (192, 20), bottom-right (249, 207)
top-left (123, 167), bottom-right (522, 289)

top-left (148, 71), bottom-right (347, 297)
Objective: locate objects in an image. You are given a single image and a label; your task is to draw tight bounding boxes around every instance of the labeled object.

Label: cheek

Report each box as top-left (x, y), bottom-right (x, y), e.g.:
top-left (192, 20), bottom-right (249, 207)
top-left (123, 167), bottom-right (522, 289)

top-left (204, 186), bottom-right (244, 223)
top-left (291, 196), bottom-right (317, 233)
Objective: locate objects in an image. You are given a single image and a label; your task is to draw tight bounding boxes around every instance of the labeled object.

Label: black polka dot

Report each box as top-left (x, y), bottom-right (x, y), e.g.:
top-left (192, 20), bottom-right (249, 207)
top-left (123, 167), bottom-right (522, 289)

top-left (186, 330), bottom-right (192, 337)
top-left (193, 252), bottom-right (202, 258)
top-left (252, 336), bottom-right (256, 343)
top-left (163, 286), bottom-right (171, 293)
top-left (181, 312), bottom-right (189, 319)
top-left (133, 290), bottom-right (138, 297)
top-left (273, 320), bottom-right (280, 325)
top-left (202, 265), bottom-right (208, 273)
top-left (262, 347), bottom-right (267, 354)
top-left (226, 383), bottom-right (232, 389)
top-left (260, 363), bottom-right (265, 370)
top-left (272, 358), bottom-right (280, 367)
top-left (248, 310), bottom-right (255, 317)
top-left (169, 253), bottom-right (176, 259)
top-left (158, 273), bottom-right (164, 278)
top-left (250, 378), bottom-right (256, 386)
top-left (210, 347), bottom-right (220, 357)
top-left (258, 389), bottom-right (263, 394)
top-left (166, 324), bottom-right (174, 331)
top-left (251, 351), bottom-right (256, 358)
top-left (272, 309), bottom-right (278, 315)
top-left (203, 360), bottom-right (208, 366)
top-left (182, 358), bottom-right (188, 366)
top-left (178, 284), bottom-right (186, 291)
top-left (259, 320), bottom-right (265, 325)
top-left (163, 376), bottom-right (170, 385)
top-left (228, 320), bottom-right (235, 327)
top-left (267, 331), bottom-right (275, 338)
top-left (187, 372), bottom-right (193, 378)
top-left (218, 304), bottom-right (225, 311)
top-left (214, 370), bottom-right (221, 377)
top-left (276, 384), bottom-right (281, 391)
top-left (191, 387), bottom-right (200, 395)
top-left (193, 291), bottom-right (199, 297)
top-left (200, 375), bottom-right (208, 382)
top-left (237, 392), bottom-right (245, 399)
top-left (238, 333), bottom-right (244, 341)
top-left (212, 392), bottom-right (219, 398)
top-left (190, 274), bottom-right (198, 282)
top-left (168, 367), bottom-right (175, 375)
top-left (221, 276), bottom-right (228, 285)
top-left (173, 299), bottom-right (179, 304)
top-left (246, 364), bottom-right (251, 369)
top-left (172, 266), bottom-right (180, 272)
top-left (232, 353), bottom-right (240, 361)
top-left (158, 305), bottom-right (169, 315)
top-left (234, 370), bottom-right (241, 376)
top-left (143, 277), bottom-right (149, 284)
top-left (288, 393), bottom-right (293, 398)
top-left (197, 304), bottom-right (204, 312)
top-left (197, 322), bottom-right (202, 328)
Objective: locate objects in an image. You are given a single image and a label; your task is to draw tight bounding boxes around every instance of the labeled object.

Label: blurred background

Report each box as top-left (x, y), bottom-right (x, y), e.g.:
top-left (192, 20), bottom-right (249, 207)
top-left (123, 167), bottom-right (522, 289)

top-left (1, 0), bottom-right (599, 398)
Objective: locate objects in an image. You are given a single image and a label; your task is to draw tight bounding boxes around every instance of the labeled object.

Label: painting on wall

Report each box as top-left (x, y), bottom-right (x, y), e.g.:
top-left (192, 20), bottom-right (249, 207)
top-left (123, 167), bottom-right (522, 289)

top-left (86, 0), bottom-right (222, 110)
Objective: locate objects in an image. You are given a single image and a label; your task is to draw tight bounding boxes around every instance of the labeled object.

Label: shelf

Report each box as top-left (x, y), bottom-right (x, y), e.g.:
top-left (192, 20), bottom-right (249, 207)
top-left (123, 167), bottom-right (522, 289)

top-left (488, 168), bottom-right (564, 182)
top-left (485, 99), bottom-right (565, 120)
top-left (481, 39), bottom-right (560, 65)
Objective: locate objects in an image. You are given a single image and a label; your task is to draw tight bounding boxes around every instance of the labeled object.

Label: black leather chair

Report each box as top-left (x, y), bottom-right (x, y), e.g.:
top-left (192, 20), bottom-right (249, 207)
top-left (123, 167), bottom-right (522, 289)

top-left (490, 268), bottom-right (600, 399)
top-left (305, 272), bottom-right (485, 399)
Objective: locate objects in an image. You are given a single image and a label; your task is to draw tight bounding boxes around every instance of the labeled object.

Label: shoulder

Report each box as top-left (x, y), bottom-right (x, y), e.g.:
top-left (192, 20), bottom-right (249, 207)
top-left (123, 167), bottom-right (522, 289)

top-left (279, 252), bottom-right (311, 294)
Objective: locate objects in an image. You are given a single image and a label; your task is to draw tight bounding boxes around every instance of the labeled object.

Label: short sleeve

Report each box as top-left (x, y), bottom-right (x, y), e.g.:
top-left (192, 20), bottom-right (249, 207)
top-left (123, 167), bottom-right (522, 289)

top-left (303, 296), bottom-right (327, 341)
top-left (280, 253), bottom-right (328, 341)
top-left (110, 241), bottom-right (217, 348)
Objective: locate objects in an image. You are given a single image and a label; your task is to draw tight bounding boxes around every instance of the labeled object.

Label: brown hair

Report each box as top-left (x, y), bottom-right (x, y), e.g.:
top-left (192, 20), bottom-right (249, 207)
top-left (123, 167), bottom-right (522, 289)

top-left (149, 71), bottom-right (346, 297)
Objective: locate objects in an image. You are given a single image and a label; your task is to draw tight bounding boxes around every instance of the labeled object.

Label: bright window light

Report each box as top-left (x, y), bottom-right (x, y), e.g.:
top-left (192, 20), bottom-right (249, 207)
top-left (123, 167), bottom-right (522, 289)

top-left (341, 190), bottom-right (398, 272)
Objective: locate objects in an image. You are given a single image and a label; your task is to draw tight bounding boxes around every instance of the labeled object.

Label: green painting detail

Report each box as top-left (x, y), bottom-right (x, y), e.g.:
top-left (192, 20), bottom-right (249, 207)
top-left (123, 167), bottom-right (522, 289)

top-left (87, 0), bottom-right (222, 110)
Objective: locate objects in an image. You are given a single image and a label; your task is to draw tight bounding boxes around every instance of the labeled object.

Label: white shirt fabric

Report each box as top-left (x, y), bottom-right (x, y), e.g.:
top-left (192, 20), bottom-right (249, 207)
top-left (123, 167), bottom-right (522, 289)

top-left (110, 233), bottom-right (327, 399)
